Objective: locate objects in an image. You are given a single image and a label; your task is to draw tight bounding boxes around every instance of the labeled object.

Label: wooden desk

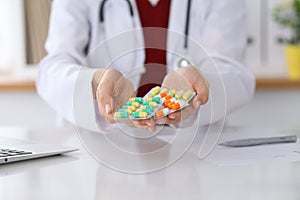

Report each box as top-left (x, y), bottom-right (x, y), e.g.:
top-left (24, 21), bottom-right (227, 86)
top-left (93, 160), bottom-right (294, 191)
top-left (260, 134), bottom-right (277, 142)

top-left (256, 78), bottom-right (300, 89)
top-left (1, 77), bottom-right (300, 91)
top-left (0, 81), bottom-right (36, 91)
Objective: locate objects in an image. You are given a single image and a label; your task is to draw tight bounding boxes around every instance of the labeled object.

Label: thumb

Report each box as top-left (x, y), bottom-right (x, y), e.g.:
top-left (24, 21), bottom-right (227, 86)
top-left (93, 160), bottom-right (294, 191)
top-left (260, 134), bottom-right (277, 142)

top-left (192, 80), bottom-right (209, 108)
top-left (96, 80), bottom-right (115, 117)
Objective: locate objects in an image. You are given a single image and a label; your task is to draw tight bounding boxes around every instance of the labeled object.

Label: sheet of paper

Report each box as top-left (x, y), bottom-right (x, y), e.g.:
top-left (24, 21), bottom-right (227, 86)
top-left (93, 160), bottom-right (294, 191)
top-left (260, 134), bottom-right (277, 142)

top-left (206, 129), bottom-right (300, 166)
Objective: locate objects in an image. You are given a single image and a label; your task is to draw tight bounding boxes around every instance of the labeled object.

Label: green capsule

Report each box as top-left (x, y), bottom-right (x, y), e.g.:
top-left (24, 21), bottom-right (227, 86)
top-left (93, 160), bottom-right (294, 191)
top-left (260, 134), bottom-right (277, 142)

top-left (146, 97), bottom-right (161, 103)
top-left (129, 98), bottom-right (143, 103)
top-left (143, 102), bottom-right (157, 107)
top-left (132, 112), bottom-right (148, 118)
top-left (114, 112), bottom-right (129, 118)
top-left (118, 109), bottom-right (133, 115)
top-left (136, 109), bottom-right (152, 114)
top-left (139, 105), bottom-right (154, 110)
top-left (126, 102), bottom-right (140, 107)
top-left (122, 105), bottom-right (136, 111)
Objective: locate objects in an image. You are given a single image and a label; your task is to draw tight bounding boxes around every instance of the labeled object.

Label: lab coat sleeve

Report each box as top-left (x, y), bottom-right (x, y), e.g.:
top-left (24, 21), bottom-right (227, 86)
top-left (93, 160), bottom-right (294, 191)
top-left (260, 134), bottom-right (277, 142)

top-left (37, 0), bottom-right (107, 132)
top-left (195, 0), bottom-right (255, 126)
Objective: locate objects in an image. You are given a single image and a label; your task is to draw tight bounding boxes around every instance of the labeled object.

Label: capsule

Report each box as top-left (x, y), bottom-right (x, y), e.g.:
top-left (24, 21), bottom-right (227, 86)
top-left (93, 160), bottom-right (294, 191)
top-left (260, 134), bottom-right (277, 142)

top-left (182, 90), bottom-right (193, 101)
top-left (150, 86), bottom-right (161, 96)
top-left (114, 112), bottom-right (129, 118)
top-left (139, 105), bottom-right (153, 110)
top-left (129, 98), bottom-right (143, 103)
top-left (143, 102), bottom-right (157, 107)
top-left (118, 109), bottom-right (133, 115)
top-left (146, 97), bottom-right (161, 103)
top-left (169, 89), bottom-right (177, 97)
top-left (136, 109), bottom-right (152, 114)
top-left (162, 88), bottom-right (169, 94)
top-left (126, 102), bottom-right (140, 107)
top-left (132, 112), bottom-right (148, 118)
top-left (175, 90), bottom-right (184, 99)
top-left (155, 108), bottom-right (169, 118)
top-left (122, 105), bottom-right (136, 111)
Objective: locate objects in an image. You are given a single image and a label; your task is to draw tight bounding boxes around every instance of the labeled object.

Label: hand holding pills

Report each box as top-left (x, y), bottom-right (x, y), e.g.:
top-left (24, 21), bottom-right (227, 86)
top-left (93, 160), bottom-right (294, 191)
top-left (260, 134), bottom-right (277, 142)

top-left (93, 68), bottom-right (135, 124)
top-left (156, 66), bottom-right (209, 125)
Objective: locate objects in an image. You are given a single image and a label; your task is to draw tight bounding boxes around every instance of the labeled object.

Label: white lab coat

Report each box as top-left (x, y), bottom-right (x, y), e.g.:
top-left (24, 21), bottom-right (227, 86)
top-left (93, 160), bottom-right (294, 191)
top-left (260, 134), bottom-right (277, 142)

top-left (37, 0), bottom-right (255, 132)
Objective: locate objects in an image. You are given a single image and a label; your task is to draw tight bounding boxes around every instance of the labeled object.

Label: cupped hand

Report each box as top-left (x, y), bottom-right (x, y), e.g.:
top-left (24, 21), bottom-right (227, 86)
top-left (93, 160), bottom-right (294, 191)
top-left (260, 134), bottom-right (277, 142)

top-left (155, 66), bottom-right (209, 125)
top-left (92, 68), bottom-right (135, 124)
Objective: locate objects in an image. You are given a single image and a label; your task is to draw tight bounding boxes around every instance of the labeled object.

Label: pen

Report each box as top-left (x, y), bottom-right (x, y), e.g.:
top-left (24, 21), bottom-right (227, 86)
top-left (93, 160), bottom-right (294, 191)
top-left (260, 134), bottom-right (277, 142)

top-left (219, 135), bottom-right (298, 147)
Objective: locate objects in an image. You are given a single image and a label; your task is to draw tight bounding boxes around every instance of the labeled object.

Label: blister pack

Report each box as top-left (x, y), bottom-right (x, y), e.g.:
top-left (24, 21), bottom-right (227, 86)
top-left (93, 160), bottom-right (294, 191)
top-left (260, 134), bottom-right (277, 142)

top-left (113, 86), bottom-right (196, 121)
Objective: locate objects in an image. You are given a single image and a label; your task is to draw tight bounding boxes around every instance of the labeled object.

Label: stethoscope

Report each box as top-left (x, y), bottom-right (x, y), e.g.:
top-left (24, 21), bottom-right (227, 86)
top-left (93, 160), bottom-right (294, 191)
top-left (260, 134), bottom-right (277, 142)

top-left (99, 0), bottom-right (192, 69)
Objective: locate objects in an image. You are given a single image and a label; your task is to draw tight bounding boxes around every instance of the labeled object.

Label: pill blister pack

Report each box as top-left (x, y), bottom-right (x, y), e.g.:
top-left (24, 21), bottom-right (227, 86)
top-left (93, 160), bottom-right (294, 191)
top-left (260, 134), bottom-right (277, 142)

top-left (114, 97), bottom-right (164, 120)
top-left (146, 87), bottom-right (196, 119)
top-left (113, 86), bottom-right (195, 120)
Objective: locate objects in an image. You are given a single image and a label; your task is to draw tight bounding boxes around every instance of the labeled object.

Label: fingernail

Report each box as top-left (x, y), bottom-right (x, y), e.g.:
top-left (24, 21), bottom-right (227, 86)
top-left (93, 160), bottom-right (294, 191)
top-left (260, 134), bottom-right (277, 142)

top-left (169, 115), bottom-right (176, 120)
top-left (156, 120), bottom-right (165, 125)
top-left (146, 122), bottom-right (154, 127)
top-left (105, 104), bottom-right (111, 114)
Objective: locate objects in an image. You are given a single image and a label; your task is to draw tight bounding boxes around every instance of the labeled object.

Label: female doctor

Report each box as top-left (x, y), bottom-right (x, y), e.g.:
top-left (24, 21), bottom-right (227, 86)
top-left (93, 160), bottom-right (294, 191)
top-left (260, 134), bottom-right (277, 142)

top-left (37, 0), bottom-right (255, 132)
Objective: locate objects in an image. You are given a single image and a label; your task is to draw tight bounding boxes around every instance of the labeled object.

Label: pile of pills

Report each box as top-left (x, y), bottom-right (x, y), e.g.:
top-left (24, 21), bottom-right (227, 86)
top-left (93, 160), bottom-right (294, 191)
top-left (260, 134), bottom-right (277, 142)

top-left (113, 86), bottom-right (195, 120)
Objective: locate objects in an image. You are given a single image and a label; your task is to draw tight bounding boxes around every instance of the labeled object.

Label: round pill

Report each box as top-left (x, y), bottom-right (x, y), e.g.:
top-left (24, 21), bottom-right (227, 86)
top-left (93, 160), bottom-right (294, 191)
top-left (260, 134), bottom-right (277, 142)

top-left (132, 112), bottom-right (148, 118)
top-left (114, 112), bottom-right (128, 118)
top-left (175, 90), bottom-right (184, 99)
top-left (163, 100), bottom-right (170, 107)
top-left (182, 90), bottom-right (193, 101)
top-left (165, 95), bottom-right (172, 100)
top-left (172, 103), bottom-right (181, 110)
top-left (155, 108), bottom-right (169, 118)
top-left (160, 92), bottom-right (167, 98)
top-left (166, 101), bottom-right (173, 109)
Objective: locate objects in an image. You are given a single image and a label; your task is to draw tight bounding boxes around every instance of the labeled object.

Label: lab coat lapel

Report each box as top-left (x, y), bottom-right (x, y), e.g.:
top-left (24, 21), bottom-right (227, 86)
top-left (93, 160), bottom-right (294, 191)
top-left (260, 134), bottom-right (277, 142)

top-left (167, 0), bottom-right (188, 72)
top-left (101, 0), bottom-right (145, 86)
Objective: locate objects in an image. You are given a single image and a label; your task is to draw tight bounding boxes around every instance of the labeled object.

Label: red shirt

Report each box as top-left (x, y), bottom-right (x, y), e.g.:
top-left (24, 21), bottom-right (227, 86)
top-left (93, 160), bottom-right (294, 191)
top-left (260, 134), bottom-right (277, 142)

top-left (136, 0), bottom-right (171, 97)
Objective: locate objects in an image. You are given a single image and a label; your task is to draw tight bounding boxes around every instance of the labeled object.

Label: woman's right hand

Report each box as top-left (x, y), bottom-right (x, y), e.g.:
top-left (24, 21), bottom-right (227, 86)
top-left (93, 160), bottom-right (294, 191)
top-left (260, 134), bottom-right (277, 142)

top-left (92, 68), bottom-right (135, 124)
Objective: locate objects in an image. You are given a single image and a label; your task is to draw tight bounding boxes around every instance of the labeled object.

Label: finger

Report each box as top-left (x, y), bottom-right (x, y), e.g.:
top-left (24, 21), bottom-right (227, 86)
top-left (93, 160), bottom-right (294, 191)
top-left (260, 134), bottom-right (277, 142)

top-left (143, 118), bottom-right (155, 127)
top-left (106, 117), bottom-right (116, 124)
top-left (97, 79), bottom-right (114, 117)
top-left (156, 115), bottom-right (180, 125)
top-left (132, 120), bottom-right (148, 129)
top-left (193, 80), bottom-right (209, 106)
top-left (167, 111), bottom-right (181, 120)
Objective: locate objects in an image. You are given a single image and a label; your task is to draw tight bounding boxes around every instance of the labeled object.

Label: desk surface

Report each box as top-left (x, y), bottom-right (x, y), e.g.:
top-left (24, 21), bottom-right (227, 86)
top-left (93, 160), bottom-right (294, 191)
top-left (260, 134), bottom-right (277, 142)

top-left (0, 126), bottom-right (300, 200)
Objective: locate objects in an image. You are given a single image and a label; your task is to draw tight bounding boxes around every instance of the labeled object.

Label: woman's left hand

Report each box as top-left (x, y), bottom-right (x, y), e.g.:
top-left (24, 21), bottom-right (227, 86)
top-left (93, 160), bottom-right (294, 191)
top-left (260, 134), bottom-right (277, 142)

top-left (155, 66), bottom-right (209, 125)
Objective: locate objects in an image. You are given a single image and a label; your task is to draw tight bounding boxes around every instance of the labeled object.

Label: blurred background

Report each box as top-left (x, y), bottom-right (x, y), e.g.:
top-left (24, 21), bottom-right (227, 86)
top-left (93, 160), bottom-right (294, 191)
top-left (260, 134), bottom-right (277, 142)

top-left (0, 0), bottom-right (299, 128)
